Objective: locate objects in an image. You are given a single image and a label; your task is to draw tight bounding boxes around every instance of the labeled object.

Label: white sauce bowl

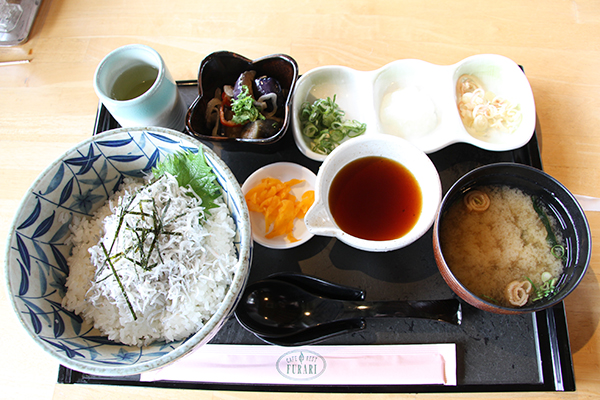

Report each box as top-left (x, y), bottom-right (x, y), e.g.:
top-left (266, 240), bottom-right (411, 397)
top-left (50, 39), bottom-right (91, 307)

top-left (304, 133), bottom-right (441, 252)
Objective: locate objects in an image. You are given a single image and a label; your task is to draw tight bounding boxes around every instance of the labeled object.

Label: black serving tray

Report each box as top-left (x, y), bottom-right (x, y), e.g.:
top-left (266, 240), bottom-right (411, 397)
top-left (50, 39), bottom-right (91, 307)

top-left (57, 80), bottom-right (575, 393)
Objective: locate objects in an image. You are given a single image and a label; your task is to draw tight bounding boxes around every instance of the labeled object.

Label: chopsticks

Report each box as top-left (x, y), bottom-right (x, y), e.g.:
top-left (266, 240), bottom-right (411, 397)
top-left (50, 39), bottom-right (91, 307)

top-left (0, 60), bottom-right (30, 66)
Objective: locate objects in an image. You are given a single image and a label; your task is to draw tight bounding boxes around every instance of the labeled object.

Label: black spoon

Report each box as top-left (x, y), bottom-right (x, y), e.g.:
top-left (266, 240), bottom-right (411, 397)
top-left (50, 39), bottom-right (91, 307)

top-left (235, 274), bottom-right (462, 345)
top-left (255, 318), bottom-right (368, 346)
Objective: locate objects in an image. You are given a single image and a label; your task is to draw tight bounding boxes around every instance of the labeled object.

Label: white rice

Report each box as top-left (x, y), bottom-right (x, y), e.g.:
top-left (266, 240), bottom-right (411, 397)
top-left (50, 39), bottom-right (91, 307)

top-left (62, 173), bottom-right (238, 346)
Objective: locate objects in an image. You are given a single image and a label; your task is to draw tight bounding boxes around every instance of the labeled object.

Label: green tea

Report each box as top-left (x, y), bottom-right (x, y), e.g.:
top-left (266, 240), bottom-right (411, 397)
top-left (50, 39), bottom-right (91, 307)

top-left (110, 64), bottom-right (159, 101)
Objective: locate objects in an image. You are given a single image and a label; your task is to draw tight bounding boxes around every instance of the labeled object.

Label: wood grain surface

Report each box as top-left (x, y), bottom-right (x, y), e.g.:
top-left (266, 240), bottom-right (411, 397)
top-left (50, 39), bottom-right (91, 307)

top-left (1, 1), bottom-right (599, 399)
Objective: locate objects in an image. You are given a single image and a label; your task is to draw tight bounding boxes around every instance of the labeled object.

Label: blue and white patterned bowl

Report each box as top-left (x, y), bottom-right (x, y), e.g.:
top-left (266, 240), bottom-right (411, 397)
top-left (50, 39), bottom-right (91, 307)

top-left (4, 127), bottom-right (252, 376)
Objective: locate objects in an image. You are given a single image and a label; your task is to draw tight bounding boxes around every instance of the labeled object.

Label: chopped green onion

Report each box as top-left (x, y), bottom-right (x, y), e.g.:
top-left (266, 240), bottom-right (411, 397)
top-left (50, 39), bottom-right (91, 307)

top-left (551, 244), bottom-right (566, 259)
top-left (231, 85), bottom-right (265, 125)
top-left (481, 294), bottom-right (499, 304)
top-left (302, 122), bottom-right (318, 138)
top-left (524, 276), bottom-right (539, 293)
top-left (541, 271), bottom-right (553, 282)
top-left (525, 274), bottom-right (558, 302)
top-left (300, 95), bottom-right (366, 155)
top-left (330, 129), bottom-right (344, 141)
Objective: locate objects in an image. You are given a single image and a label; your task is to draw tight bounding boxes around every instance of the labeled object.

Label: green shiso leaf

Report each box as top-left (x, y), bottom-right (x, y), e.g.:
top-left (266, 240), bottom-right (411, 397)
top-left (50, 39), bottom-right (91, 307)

top-left (152, 149), bottom-right (221, 210)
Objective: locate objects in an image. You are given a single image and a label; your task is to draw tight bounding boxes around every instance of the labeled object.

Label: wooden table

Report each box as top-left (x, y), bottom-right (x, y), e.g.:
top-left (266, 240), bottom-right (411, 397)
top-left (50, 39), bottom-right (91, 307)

top-left (1, 0), bottom-right (599, 398)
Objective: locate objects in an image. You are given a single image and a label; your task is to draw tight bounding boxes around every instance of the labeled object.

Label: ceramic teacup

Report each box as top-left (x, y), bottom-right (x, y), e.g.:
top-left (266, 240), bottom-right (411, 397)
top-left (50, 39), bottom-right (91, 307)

top-left (304, 133), bottom-right (442, 252)
top-left (94, 44), bottom-right (186, 130)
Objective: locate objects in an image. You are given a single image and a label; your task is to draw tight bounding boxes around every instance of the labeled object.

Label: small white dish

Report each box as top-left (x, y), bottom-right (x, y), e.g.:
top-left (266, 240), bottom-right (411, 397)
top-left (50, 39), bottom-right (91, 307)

top-left (292, 54), bottom-right (536, 161)
top-left (242, 162), bottom-right (316, 249)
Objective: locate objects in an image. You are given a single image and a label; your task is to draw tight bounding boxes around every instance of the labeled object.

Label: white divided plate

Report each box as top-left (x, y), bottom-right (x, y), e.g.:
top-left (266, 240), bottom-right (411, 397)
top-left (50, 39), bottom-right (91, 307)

top-left (292, 54), bottom-right (536, 161)
top-left (242, 162), bottom-right (316, 249)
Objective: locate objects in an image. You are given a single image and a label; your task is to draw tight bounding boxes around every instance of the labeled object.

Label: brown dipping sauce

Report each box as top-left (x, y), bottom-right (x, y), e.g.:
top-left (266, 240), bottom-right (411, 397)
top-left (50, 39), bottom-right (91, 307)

top-left (328, 156), bottom-right (422, 241)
